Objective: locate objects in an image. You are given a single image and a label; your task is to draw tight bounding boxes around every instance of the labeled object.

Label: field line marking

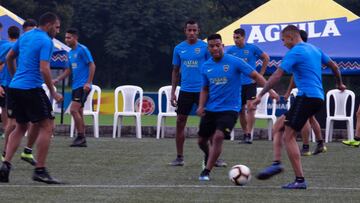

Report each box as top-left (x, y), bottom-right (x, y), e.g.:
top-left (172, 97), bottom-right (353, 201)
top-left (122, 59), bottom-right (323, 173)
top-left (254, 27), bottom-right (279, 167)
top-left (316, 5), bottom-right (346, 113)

top-left (0, 184), bottom-right (359, 190)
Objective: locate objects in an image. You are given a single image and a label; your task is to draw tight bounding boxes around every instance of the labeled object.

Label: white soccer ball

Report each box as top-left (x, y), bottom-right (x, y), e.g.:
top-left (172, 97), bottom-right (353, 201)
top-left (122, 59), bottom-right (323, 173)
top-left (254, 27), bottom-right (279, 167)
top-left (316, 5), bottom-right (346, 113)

top-left (228, 164), bottom-right (251, 186)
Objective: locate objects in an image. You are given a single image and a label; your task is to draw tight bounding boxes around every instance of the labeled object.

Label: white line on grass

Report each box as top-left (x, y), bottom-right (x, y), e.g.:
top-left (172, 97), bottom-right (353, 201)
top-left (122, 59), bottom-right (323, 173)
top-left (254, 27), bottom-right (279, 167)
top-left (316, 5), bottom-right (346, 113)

top-left (0, 184), bottom-right (359, 191)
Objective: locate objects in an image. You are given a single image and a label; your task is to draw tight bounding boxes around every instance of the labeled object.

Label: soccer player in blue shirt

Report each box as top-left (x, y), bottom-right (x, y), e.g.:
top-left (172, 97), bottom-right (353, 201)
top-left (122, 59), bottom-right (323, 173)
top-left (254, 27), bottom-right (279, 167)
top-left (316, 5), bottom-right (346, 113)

top-left (283, 30), bottom-right (327, 156)
top-left (226, 28), bottom-right (271, 144)
top-left (0, 12), bottom-right (63, 184)
top-left (1, 20), bottom-right (41, 166)
top-left (197, 34), bottom-right (275, 181)
top-left (22, 18), bottom-right (37, 32)
top-left (170, 20), bottom-right (226, 167)
top-left (0, 26), bottom-right (20, 162)
top-left (0, 22), bottom-right (4, 45)
top-left (53, 28), bottom-right (96, 147)
top-left (0, 22), bottom-right (5, 73)
top-left (253, 25), bottom-right (346, 189)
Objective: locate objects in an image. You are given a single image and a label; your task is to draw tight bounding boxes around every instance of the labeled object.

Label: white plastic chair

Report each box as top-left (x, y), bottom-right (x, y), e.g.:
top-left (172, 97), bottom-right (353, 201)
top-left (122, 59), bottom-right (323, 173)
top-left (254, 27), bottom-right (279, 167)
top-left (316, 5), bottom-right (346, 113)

top-left (156, 86), bottom-right (179, 139)
top-left (325, 89), bottom-right (355, 143)
top-left (250, 88), bottom-right (276, 141)
top-left (113, 85), bottom-right (143, 139)
top-left (287, 88), bottom-right (315, 142)
top-left (70, 85), bottom-right (101, 138)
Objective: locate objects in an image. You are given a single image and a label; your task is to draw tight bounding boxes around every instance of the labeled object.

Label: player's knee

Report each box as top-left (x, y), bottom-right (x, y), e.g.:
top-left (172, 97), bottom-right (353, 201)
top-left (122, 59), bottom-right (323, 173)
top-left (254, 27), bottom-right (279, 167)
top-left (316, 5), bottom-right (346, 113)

top-left (176, 115), bottom-right (187, 124)
top-left (70, 108), bottom-right (80, 116)
top-left (213, 131), bottom-right (224, 142)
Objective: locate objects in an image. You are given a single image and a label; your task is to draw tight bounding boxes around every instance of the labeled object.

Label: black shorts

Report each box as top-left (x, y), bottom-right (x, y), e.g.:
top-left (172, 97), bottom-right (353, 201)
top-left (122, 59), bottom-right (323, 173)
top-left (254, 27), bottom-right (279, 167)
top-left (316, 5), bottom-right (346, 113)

top-left (0, 86), bottom-right (7, 108)
top-left (7, 88), bottom-right (55, 123)
top-left (176, 90), bottom-right (199, 115)
top-left (6, 88), bottom-right (15, 118)
top-left (198, 111), bottom-right (238, 138)
top-left (241, 83), bottom-right (257, 105)
top-left (285, 96), bottom-right (324, 132)
top-left (72, 87), bottom-right (90, 107)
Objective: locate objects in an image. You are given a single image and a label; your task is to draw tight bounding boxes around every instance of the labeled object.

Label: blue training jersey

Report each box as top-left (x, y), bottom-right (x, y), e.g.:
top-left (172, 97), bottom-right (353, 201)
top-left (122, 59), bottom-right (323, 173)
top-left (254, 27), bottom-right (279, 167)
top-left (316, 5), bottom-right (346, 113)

top-left (0, 41), bottom-right (15, 87)
top-left (68, 43), bottom-right (94, 90)
top-left (201, 54), bottom-right (255, 112)
top-left (0, 40), bottom-right (7, 47)
top-left (9, 29), bottom-right (54, 89)
top-left (280, 42), bottom-right (330, 100)
top-left (226, 43), bottom-right (263, 85)
top-left (172, 40), bottom-right (209, 92)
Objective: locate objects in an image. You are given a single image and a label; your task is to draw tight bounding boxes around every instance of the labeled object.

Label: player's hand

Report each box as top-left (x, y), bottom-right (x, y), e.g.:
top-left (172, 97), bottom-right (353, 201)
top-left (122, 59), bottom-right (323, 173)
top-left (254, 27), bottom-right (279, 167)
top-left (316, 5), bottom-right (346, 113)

top-left (249, 96), bottom-right (261, 110)
top-left (0, 86), bottom-right (5, 97)
top-left (83, 83), bottom-right (91, 92)
top-left (52, 78), bottom-right (59, 85)
top-left (269, 90), bottom-right (280, 101)
top-left (196, 106), bottom-right (205, 117)
top-left (283, 93), bottom-right (290, 101)
top-left (170, 93), bottom-right (177, 107)
top-left (52, 92), bottom-right (63, 103)
top-left (337, 83), bottom-right (347, 91)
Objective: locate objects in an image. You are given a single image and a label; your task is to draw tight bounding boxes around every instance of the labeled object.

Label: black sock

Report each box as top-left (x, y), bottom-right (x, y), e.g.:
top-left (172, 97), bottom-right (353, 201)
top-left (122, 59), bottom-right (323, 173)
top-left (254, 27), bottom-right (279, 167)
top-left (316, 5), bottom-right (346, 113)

top-left (35, 167), bottom-right (46, 173)
top-left (24, 147), bottom-right (32, 154)
top-left (3, 161), bottom-right (11, 168)
top-left (77, 133), bottom-right (85, 138)
top-left (302, 144), bottom-right (309, 150)
top-left (204, 154), bottom-right (209, 165)
top-left (354, 136), bottom-right (360, 141)
top-left (295, 176), bottom-right (305, 183)
top-left (316, 140), bottom-right (324, 146)
top-left (202, 168), bottom-right (210, 175)
top-left (177, 155), bottom-right (183, 159)
top-left (272, 160), bottom-right (281, 165)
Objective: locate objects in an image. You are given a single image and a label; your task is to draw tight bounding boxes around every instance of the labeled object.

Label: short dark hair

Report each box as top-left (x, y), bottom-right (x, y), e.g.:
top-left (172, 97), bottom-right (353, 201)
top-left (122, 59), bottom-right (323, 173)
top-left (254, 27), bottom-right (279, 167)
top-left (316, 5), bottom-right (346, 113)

top-left (184, 20), bottom-right (198, 28)
top-left (207, 34), bottom-right (222, 41)
top-left (23, 19), bottom-right (38, 30)
top-left (66, 28), bottom-right (79, 37)
top-left (282, 25), bottom-right (300, 35)
top-left (234, 28), bottom-right (245, 37)
top-left (8, 26), bottom-right (20, 39)
top-left (39, 12), bottom-right (59, 26)
top-left (299, 30), bottom-right (308, 42)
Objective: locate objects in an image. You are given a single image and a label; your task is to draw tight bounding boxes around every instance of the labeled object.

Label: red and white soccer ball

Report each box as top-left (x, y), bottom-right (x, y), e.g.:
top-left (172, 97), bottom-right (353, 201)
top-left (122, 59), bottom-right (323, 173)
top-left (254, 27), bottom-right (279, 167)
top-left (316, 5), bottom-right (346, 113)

top-left (228, 164), bottom-right (251, 186)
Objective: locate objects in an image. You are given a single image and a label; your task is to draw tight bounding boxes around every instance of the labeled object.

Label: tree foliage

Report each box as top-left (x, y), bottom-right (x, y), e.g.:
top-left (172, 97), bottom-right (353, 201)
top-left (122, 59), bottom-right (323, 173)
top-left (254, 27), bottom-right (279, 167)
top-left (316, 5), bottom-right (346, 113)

top-left (1, 0), bottom-right (359, 89)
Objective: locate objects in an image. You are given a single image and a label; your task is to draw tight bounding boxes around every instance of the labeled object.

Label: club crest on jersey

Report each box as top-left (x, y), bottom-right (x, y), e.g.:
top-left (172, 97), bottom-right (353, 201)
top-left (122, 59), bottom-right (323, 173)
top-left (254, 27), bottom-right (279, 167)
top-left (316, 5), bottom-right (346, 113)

top-left (194, 48), bottom-right (201, 54)
top-left (243, 50), bottom-right (249, 55)
top-left (223, 65), bottom-right (229, 72)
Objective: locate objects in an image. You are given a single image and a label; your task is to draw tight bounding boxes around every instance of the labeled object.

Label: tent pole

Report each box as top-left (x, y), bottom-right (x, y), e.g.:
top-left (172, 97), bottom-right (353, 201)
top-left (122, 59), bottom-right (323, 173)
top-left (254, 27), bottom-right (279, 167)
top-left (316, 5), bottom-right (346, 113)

top-left (60, 78), bottom-right (65, 124)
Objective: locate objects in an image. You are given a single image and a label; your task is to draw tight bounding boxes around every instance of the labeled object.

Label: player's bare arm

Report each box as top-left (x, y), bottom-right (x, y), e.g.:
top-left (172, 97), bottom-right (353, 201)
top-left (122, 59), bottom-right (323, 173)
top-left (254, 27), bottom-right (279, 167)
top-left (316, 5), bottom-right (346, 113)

top-left (170, 65), bottom-right (180, 107)
top-left (326, 60), bottom-right (346, 91)
top-left (259, 52), bottom-right (270, 75)
top-left (196, 86), bottom-right (209, 117)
